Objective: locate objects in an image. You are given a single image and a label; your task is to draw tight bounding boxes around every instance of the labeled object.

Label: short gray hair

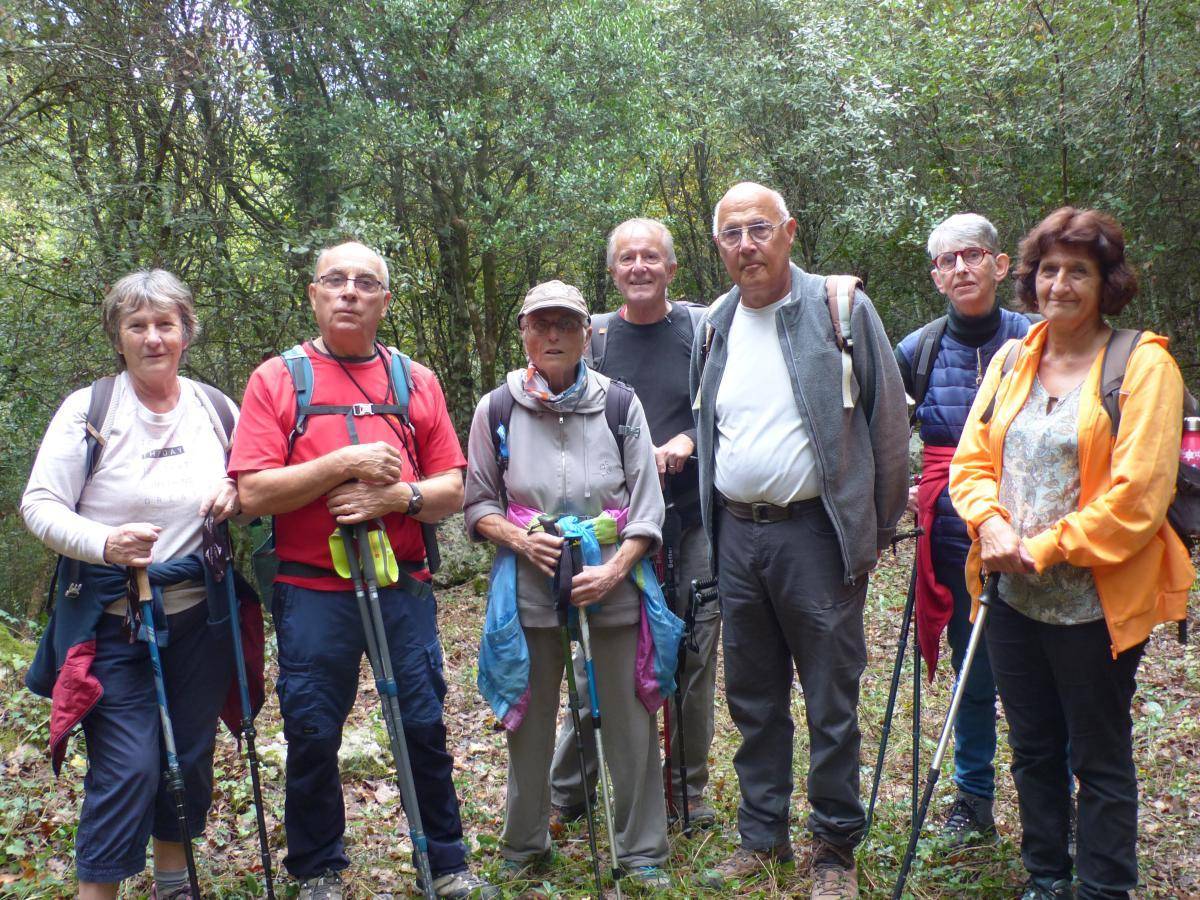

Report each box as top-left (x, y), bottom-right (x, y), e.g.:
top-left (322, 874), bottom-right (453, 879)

top-left (102, 270), bottom-right (199, 371)
top-left (927, 213), bottom-right (1001, 258)
top-left (313, 241), bottom-right (391, 291)
top-left (606, 218), bottom-right (677, 268)
top-left (712, 182), bottom-right (790, 237)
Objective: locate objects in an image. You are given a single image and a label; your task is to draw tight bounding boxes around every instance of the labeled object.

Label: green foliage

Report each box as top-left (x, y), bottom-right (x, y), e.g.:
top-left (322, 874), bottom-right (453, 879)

top-left (1, 0), bottom-right (1198, 612)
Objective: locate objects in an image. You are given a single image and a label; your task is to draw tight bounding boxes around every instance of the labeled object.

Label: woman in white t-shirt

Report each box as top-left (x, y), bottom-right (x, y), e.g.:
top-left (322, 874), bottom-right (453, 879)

top-left (22, 270), bottom-right (242, 900)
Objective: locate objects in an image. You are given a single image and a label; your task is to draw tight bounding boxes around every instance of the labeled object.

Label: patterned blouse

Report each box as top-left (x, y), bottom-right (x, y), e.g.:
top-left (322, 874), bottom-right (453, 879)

top-left (997, 377), bottom-right (1104, 625)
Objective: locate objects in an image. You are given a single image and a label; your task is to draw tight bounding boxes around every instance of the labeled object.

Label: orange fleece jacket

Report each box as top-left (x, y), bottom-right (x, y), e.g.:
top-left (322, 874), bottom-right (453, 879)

top-left (950, 321), bottom-right (1194, 656)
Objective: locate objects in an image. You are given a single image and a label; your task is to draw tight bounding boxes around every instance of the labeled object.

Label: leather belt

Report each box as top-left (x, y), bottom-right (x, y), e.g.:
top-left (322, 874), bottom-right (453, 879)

top-left (717, 493), bottom-right (821, 524)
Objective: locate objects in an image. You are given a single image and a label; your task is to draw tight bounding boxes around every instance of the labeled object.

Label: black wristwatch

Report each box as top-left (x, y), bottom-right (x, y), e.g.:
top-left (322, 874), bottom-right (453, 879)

top-left (405, 482), bottom-right (424, 515)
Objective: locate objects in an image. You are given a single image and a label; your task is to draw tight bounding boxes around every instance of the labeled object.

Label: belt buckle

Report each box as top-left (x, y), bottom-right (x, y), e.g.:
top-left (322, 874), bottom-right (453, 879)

top-left (351, 402), bottom-right (373, 416)
top-left (750, 502), bottom-right (772, 524)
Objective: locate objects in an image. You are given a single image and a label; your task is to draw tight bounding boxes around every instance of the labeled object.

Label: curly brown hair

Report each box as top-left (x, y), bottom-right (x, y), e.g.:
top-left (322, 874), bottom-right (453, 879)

top-left (1013, 207), bottom-right (1138, 315)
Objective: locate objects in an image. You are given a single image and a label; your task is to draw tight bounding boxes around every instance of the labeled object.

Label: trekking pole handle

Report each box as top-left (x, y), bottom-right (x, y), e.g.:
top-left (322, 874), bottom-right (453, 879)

top-left (690, 577), bottom-right (718, 605)
top-left (135, 568), bottom-right (152, 604)
top-left (889, 526), bottom-right (923, 547)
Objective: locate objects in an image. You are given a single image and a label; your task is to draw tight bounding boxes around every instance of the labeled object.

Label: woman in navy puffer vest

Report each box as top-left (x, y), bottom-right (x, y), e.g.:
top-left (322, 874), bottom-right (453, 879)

top-left (894, 213), bottom-right (1030, 845)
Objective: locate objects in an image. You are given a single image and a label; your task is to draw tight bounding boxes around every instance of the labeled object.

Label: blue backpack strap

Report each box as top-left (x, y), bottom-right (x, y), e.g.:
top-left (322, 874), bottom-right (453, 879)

top-left (281, 344), bottom-right (314, 456)
top-left (385, 346), bottom-right (414, 423)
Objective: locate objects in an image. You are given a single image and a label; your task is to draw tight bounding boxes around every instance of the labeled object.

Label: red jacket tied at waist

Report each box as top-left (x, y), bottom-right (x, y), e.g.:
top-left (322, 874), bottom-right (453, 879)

top-left (916, 444), bottom-right (956, 678)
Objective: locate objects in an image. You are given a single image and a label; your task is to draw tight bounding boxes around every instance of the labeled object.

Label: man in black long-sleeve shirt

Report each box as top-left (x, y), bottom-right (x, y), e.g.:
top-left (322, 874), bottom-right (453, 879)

top-left (547, 217), bottom-right (719, 829)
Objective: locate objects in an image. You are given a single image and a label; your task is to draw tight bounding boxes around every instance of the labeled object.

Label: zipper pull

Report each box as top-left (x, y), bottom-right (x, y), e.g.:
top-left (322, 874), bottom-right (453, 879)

top-left (976, 349), bottom-right (983, 387)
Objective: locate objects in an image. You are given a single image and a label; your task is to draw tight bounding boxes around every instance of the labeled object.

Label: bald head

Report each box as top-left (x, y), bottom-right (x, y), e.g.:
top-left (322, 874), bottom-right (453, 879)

top-left (712, 182), bottom-right (790, 237)
top-left (711, 181), bottom-right (797, 308)
top-left (313, 241), bottom-right (390, 291)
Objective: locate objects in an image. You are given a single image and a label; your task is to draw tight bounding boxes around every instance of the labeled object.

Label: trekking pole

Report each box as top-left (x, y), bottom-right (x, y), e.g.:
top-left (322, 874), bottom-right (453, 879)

top-left (676, 577), bottom-right (718, 837)
top-left (339, 525), bottom-right (436, 900)
top-left (864, 530), bottom-right (922, 841)
top-left (658, 480), bottom-right (686, 832)
top-left (892, 574), bottom-right (998, 899)
top-left (540, 516), bottom-right (604, 896)
top-left (574, 562), bottom-right (624, 899)
top-left (202, 517), bottom-right (275, 899)
top-left (912, 601), bottom-right (922, 833)
top-left (135, 568), bottom-right (202, 898)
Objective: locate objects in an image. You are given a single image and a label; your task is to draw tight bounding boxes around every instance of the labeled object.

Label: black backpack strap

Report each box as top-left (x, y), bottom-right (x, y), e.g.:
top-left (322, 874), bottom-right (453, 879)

top-left (979, 339), bottom-right (1022, 426)
top-left (604, 379), bottom-right (638, 468)
top-left (910, 315), bottom-right (948, 423)
top-left (1099, 329), bottom-right (1142, 436)
top-left (587, 311), bottom-right (617, 371)
top-left (668, 301), bottom-right (707, 350)
top-left (83, 375), bottom-right (117, 479)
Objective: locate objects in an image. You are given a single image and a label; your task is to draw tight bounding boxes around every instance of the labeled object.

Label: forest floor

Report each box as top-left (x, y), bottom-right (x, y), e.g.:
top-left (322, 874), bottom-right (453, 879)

top-left (2, 542), bottom-right (1198, 898)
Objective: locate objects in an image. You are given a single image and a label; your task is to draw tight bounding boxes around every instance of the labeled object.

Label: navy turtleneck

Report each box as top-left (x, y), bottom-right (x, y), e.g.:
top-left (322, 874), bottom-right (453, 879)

top-left (946, 299), bottom-right (1002, 348)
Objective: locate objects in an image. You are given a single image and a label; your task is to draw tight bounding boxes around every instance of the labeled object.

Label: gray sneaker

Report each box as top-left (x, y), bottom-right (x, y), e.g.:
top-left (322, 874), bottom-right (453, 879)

top-left (626, 865), bottom-right (671, 892)
top-left (940, 790), bottom-right (997, 846)
top-left (429, 869), bottom-right (500, 899)
top-left (298, 870), bottom-right (343, 900)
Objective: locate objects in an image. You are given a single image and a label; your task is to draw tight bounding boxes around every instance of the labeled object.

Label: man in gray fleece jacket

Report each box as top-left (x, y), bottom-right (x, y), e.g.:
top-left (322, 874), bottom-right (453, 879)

top-left (694, 182), bottom-right (908, 899)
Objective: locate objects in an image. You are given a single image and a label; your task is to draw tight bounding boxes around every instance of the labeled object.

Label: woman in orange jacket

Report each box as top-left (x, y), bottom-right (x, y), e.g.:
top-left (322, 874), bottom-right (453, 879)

top-left (949, 208), bottom-right (1193, 900)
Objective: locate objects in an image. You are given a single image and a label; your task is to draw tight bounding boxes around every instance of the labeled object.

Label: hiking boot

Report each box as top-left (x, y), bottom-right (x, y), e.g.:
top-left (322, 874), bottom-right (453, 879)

top-left (626, 865), bottom-right (671, 892)
top-left (810, 839), bottom-right (858, 900)
top-left (667, 799), bottom-right (718, 831)
top-left (150, 885), bottom-right (193, 900)
top-left (298, 870), bottom-right (343, 900)
top-left (1019, 875), bottom-right (1075, 899)
top-left (548, 795), bottom-right (595, 831)
top-left (427, 869), bottom-right (500, 899)
top-left (940, 790), bottom-right (997, 846)
top-left (498, 847), bottom-right (558, 880)
top-left (698, 843), bottom-right (794, 889)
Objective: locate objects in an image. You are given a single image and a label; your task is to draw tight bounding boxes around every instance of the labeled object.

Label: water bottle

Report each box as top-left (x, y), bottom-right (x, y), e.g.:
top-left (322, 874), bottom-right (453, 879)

top-left (1183, 417), bottom-right (1200, 468)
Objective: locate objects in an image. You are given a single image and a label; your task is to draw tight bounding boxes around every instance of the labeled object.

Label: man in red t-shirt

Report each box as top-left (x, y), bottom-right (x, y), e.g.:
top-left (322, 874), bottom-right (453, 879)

top-left (230, 242), bottom-right (495, 900)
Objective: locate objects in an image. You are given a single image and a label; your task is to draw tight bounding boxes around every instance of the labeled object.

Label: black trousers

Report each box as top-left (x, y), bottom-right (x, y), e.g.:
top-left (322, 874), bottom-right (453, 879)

top-left (986, 598), bottom-right (1144, 900)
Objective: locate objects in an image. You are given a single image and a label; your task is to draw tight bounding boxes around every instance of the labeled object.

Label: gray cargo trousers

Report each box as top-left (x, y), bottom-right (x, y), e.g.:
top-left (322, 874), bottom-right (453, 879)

top-left (549, 524), bottom-right (719, 811)
top-left (716, 499), bottom-right (868, 851)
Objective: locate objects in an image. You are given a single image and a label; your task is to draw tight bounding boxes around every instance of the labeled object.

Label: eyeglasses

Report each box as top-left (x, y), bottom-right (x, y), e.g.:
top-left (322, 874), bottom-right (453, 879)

top-left (933, 247), bottom-right (993, 273)
top-left (714, 219), bottom-right (788, 250)
top-left (523, 315), bottom-right (584, 335)
top-left (315, 273), bottom-right (385, 293)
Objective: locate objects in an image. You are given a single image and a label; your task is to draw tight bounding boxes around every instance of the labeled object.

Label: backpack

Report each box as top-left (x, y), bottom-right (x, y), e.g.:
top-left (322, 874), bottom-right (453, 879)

top-left (586, 301), bottom-right (708, 372)
top-left (57, 375), bottom-right (235, 602)
top-left (250, 343), bottom-right (441, 586)
top-left (981, 330), bottom-right (1200, 550)
top-left (280, 343), bottom-right (413, 457)
top-left (699, 274), bottom-right (864, 409)
top-left (485, 379), bottom-right (637, 509)
top-left (907, 311), bottom-right (1042, 426)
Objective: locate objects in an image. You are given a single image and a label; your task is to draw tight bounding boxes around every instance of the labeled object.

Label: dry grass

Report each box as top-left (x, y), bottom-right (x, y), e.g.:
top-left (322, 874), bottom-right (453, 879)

top-left (1, 542), bottom-right (1197, 898)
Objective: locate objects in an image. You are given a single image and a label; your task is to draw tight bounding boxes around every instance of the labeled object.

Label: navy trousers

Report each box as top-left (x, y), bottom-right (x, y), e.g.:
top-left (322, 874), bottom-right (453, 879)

top-left (76, 601), bottom-right (233, 883)
top-left (271, 582), bottom-right (467, 880)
